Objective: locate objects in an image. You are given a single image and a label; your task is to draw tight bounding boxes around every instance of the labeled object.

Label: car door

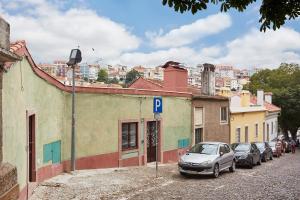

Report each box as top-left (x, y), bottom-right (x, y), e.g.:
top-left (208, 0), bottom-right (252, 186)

top-left (218, 145), bottom-right (226, 169)
top-left (224, 144), bottom-right (233, 168)
top-left (265, 142), bottom-right (272, 158)
top-left (251, 144), bottom-right (260, 163)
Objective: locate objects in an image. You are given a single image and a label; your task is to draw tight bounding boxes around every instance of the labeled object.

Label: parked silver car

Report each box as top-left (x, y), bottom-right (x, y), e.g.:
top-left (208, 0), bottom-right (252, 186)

top-left (178, 142), bottom-right (236, 178)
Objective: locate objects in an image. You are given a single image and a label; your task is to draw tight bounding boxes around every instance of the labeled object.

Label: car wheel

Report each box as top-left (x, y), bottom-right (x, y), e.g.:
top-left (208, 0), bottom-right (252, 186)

top-left (257, 157), bottom-right (261, 165)
top-left (249, 158), bottom-right (253, 169)
top-left (229, 160), bottom-right (236, 172)
top-left (180, 172), bottom-right (187, 177)
top-left (213, 164), bottom-right (219, 178)
top-left (270, 154), bottom-right (273, 160)
top-left (262, 154), bottom-right (267, 162)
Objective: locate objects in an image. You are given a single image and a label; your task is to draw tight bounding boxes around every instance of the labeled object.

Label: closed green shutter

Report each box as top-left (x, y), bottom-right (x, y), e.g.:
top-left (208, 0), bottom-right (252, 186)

top-left (52, 140), bottom-right (61, 164)
top-left (43, 143), bottom-right (52, 163)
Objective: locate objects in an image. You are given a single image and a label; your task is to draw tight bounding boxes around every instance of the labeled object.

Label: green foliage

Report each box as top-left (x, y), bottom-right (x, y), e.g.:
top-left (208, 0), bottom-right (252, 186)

top-left (125, 69), bottom-right (141, 86)
top-left (108, 77), bottom-right (119, 84)
top-left (162, 0), bottom-right (300, 32)
top-left (97, 69), bottom-right (108, 83)
top-left (247, 63), bottom-right (300, 139)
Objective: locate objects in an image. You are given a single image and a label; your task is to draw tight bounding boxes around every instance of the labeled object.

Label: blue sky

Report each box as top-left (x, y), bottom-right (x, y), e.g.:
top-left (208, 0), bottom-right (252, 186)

top-left (1, 0), bottom-right (300, 68)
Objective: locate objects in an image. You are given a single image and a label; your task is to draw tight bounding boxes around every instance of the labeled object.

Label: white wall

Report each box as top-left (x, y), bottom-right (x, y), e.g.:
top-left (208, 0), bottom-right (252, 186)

top-left (265, 113), bottom-right (278, 141)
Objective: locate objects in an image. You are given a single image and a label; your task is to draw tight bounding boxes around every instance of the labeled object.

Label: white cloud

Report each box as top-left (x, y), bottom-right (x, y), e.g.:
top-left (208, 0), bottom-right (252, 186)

top-left (1, 0), bottom-right (299, 68)
top-left (2, 0), bottom-right (140, 63)
top-left (217, 28), bottom-right (300, 68)
top-left (115, 27), bottom-right (300, 68)
top-left (112, 47), bottom-right (218, 67)
top-left (147, 13), bottom-right (231, 48)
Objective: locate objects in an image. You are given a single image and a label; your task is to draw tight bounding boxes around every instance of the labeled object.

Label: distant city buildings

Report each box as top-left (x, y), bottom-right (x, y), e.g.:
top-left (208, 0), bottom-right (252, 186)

top-left (38, 60), bottom-right (261, 90)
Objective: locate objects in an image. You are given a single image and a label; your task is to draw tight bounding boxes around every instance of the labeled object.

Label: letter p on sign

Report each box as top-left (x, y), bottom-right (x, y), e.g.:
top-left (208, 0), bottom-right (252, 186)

top-left (153, 97), bottom-right (162, 113)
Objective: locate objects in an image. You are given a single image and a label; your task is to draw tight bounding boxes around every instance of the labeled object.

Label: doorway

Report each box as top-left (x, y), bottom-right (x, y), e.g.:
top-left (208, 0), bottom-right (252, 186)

top-left (29, 114), bottom-right (36, 182)
top-left (195, 128), bottom-right (203, 144)
top-left (147, 121), bottom-right (160, 162)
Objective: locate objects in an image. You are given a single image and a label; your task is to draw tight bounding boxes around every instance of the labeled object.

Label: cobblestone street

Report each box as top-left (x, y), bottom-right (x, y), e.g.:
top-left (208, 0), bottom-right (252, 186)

top-left (31, 149), bottom-right (300, 200)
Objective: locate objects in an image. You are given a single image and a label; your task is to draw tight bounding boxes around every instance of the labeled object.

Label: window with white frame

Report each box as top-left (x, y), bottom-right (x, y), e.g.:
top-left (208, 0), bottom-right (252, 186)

top-left (235, 128), bottom-right (241, 143)
top-left (194, 107), bottom-right (203, 126)
top-left (255, 123), bottom-right (258, 138)
top-left (220, 107), bottom-right (228, 124)
top-left (245, 126), bottom-right (249, 142)
top-left (271, 122), bottom-right (274, 135)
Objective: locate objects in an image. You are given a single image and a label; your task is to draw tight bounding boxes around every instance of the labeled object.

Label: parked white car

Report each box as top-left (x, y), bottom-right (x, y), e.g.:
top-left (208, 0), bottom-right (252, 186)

top-left (178, 142), bottom-right (236, 178)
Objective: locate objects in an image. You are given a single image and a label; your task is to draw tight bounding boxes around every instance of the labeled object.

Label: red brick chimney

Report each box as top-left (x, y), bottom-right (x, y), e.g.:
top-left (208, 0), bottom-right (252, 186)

top-left (162, 61), bottom-right (188, 92)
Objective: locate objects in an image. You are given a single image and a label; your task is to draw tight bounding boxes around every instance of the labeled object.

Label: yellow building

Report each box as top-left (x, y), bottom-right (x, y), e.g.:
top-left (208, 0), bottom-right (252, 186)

top-left (219, 89), bottom-right (266, 144)
top-left (230, 107), bottom-right (266, 144)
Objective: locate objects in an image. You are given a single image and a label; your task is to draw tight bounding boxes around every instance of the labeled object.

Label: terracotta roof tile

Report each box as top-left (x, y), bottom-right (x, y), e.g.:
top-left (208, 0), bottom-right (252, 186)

top-left (250, 96), bottom-right (281, 112)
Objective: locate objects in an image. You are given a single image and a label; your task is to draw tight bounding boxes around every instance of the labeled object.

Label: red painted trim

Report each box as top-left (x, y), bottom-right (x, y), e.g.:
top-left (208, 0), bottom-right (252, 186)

top-left (74, 152), bottom-right (119, 170)
top-left (163, 148), bottom-right (189, 163)
top-left (18, 185), bottom-right (27, 200)
top-left (122, 157), bottom-right (139, 167)
top-left (36, 163), bottom-right (63, 182)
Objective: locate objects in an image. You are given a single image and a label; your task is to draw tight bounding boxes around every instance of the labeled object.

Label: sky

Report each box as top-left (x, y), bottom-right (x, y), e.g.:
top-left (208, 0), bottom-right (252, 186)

top-left (0, 0), bottom-right (300, 68)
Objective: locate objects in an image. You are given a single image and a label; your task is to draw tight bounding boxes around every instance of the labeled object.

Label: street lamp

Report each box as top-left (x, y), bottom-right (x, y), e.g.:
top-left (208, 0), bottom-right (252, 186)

top-left (67, 49), bottom-right (82, 172)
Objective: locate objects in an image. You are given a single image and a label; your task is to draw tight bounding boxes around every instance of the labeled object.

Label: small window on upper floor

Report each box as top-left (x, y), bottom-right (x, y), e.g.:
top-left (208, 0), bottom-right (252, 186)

top-left (220, 107), bottom-right (228, 124)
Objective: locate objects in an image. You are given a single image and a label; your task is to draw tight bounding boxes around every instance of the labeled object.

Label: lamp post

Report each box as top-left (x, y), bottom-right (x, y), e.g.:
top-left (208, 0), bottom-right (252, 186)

top-left (67, 49), bottom-right (82, 172)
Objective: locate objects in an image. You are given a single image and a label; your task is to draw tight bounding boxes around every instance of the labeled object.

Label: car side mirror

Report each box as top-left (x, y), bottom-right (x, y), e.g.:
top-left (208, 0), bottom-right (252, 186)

top-left (220, 152), bottom-right (224, 156)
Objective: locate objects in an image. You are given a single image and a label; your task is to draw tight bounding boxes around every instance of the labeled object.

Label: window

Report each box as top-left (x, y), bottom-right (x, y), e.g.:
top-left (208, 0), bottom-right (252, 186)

top-left (255, 124), bottom-right (258, 138)
top-left (194, 107), bottom-right (203, 126)
top-left (263, 122), bottom-right (265, 141)
top-left (224, 144), bottom-right (231, 153)
top-left (219, 145), bottom-right (226, 154)
top-left (271, 122), bottom-right (274, 135)
top-left (122, 122), bottom-right (138, 151)
top-left (235, 128), bottom-right (241, 143)
top-left (251, 144), bottom-right (258, 150)
top-left (220, 107), bottom-right (228, 123)
top-left (245, 126), bottom-right (249, 143)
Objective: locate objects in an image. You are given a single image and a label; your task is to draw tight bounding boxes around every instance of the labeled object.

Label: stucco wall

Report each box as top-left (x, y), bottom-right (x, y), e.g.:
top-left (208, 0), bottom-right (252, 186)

top-left (2, 58), bottom-right (66, 189)
top-left (2, 56), bottom-right (192, 189)
top-left (192, 99), bottom-right (230, 144)
top-left (62, 94), bottom-right (192, 160)
top-left (265, 112), bottom-right (279, 141)
top-left (230, 111), bottom-right (266, 144)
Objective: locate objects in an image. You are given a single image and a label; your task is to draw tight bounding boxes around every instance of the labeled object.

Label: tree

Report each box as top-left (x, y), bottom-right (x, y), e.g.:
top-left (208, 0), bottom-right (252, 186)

top-left (125, 69), bottom-right (141, 86)
top-left (108, 77), bottom-right (119, 84)
top-left (162, 0), bottom-right (300, 31)
top-left (246, 63), bottom-right (300, 140)
top-left (97, 69), bottom-right (108, 83)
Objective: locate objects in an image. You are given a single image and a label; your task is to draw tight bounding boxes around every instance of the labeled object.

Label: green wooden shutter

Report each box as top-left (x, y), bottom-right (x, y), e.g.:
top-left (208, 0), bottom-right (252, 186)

top-left (43, 143), bottom-right (52, 163)
top-left (51, 140), bottom-right (61, 164)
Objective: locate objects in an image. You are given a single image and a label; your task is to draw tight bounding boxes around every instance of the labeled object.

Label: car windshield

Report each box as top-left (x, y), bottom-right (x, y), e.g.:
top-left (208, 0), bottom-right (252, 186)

top-left (232, 144), bottom-right (250, 151)
top-left (269, 142), bottom-right (276, 147)
top-left (189, 143), bottom-right (218, 155)
top-left (255, 143), bottom-right (265, 149)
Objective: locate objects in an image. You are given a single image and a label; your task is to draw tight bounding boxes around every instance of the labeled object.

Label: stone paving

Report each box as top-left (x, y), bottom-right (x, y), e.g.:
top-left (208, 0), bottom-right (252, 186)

top-left (31, 149), bottom-right (300, 200)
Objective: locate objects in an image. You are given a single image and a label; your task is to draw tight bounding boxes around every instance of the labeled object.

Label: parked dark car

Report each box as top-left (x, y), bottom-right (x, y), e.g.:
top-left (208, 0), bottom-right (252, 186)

top-left (231, 143), bottom-right (261, 168)
top-left (252, 142), bottom-right (273, 162)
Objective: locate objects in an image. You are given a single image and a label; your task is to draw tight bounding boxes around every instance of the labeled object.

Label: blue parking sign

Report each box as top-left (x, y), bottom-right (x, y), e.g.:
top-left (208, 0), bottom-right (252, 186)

top-left (153, 97), bottom-right (163, 113)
